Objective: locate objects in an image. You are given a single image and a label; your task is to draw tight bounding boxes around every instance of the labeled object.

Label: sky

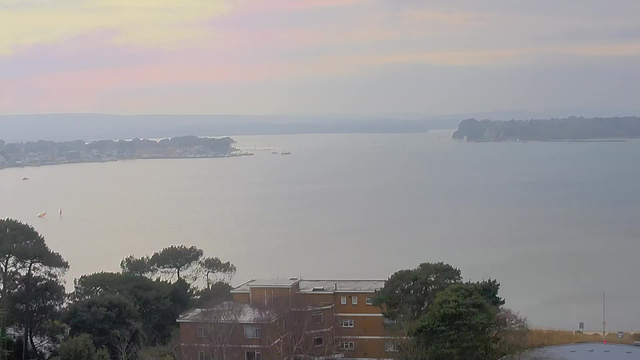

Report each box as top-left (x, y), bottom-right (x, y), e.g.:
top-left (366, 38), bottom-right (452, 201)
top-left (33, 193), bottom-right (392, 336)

top-left (1, 0), bottom-right (640, 115)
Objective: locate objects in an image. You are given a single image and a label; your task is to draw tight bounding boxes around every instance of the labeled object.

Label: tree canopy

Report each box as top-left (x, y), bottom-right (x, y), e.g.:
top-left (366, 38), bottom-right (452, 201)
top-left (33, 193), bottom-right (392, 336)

top-left (2, 219), bottom-right (531, 360)
top-left (199, 257), bottom-right (236, 289)
top-left (56, 334), bottom-right (110, 360)
top-left (1, 219), bottom-right (236, 360)
top-left (409, 284), bottom-right (498, 360)
top-left (375, 262), bottom-right (462, 321)
top-left (72, 272), bottom-right (190, 344)
top-left (119, 256), bottom-right (154, 277)
top-left (0, 219), bottom-right (69, 360)
top-left (64, 294), bottom-right (143, 351)
top-left (149, 245), bottom-right (203, 281)
top-left (375, 262), bottom-right (523, 360)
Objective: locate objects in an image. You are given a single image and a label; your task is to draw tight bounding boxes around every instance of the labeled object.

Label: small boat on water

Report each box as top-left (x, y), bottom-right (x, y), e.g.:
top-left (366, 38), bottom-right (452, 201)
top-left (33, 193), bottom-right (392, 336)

top-left (37, 212), bottom-right (46, 218)
top-left (271, 151), bottom-right (278, 155)
top-left (22, 177), bottom-right (29, 180)
top-left (59, 208), bottom-right (63, 218)
top-left (281, 151), bottom-right (291, 155)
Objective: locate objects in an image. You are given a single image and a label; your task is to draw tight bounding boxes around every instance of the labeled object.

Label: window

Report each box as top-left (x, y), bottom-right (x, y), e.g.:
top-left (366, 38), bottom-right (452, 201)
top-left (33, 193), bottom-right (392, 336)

top-left (197, 325), bottom-right (205, 337)
top-left (385, 341), bottom-right (400, 352)
top-left (351, 296), bottom-right (358, 305)
top-left (366, 297), bottom-right (373, 305)
top-left (245, 351), bottom-right (261, 360)
top-left (244, 325), bottom-right (261, 339)
top-left (198, 351), bottom-right (205, 360)
top-left (313, 336), bottom-right (324, 347)
top-left (312, 311), bottom-right (323, 324)
top-left (340, 341), bottom-right (355, 351)
top-left (341, 296), bottom-right (347, 305)
top-left (341, 319), bottom-right (354, 328)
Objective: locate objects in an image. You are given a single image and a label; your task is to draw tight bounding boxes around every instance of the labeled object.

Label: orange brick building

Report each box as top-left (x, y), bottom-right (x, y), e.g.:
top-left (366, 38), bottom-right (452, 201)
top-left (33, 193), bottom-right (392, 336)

top-left (178, 278), bottom-right (400, 360)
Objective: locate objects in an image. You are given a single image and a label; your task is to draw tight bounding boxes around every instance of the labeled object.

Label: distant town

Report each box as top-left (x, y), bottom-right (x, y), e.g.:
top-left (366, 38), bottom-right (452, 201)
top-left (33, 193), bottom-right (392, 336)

top-left (0, 136), bottom-right (247, 169)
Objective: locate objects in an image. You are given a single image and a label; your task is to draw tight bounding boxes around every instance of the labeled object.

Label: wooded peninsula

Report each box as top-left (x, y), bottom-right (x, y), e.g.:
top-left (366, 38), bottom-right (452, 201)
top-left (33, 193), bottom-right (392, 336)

top-left (452, 116), bottom-right (640, 142)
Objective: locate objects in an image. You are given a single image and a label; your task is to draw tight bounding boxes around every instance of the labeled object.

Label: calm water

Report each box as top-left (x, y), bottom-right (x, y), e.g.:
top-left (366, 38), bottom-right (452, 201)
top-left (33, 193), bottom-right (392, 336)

top-left (1, 131), bottom-right (640, 331)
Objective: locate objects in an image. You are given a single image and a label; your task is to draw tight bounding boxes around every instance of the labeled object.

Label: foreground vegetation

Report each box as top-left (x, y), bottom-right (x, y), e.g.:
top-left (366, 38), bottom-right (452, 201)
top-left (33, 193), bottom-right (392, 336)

top-left (374, 263), bottom-right (529, 360)
top-left (3, 219), bottom-right (630, 360)
top-left (0, 219), bottom-right (235, 360)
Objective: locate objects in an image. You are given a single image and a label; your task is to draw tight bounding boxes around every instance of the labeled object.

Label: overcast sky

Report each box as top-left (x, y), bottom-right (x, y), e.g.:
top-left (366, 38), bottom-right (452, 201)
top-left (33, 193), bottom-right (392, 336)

top-left (1, 0), bottom-right (639, 115)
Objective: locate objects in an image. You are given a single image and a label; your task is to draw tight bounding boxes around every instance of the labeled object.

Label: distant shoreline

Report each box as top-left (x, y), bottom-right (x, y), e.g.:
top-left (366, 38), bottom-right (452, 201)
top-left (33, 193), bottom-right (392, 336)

top-left (0, 153), bottom-right (253, 171)
top-left (452, 117), bottom-right (640, 142)
top-left (0, 135), bottom-right (240, 171)
top-left (542, 138), bottom-right (631, 143)
top-left (463, 138), bottom-right (633, 143)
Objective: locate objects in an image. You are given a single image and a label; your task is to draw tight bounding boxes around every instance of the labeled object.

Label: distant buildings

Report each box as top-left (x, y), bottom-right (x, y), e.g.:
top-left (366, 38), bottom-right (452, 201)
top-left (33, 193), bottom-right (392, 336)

top-left (178, 278), bottom-right (397, 360)
top-left (0, 136), bottom-right (237, 169)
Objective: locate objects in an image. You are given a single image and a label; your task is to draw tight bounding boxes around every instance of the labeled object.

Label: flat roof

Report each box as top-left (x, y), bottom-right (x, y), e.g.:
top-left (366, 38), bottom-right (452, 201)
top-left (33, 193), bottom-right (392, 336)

top-left (515, 343), bottom-right (639, 360)
top-left (231, 278), bottom-right (300, 293)
top-left (299, 280), bottom-right (384, 293)
top-left (231, 279), bottom-right (385, 293)
top-left (177, 302), bottom-right (275, 324)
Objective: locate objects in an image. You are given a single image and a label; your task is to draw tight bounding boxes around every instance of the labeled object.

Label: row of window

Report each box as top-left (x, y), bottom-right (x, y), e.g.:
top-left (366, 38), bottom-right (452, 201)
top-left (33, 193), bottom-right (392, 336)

top-left (340, 319), bottom-right (354, 328)
top-left (198, 324), bottom-right (262, 339)
top-left (340, 318), bottom-right (400, 328)
top-left (197, 350), bottom-right (263, 360)
top-left (339, 341), bottom-right (355, 350)
top-left (199, 317), bottom-right (392, 339)
top-left (338, 340), bottom-right (399, 352)
top-left (340, 296), bottom-right (374, 305)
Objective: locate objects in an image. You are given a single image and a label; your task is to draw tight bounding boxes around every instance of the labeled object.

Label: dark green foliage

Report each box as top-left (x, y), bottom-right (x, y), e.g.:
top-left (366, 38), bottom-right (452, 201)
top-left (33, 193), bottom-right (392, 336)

top-left (149, 245), bottom-right (203, 280)
top-left (9, 275), bottom-right (67, 357)
top-left (375, 262), bottom-right (462, 321)
top-left (5, 338), bottom-right (23, 360)
top-left (453, 116), bottom-right (640, 141)
top-left (2, 220), bottom-right (234, 360)
top-left (199, 257), bottom-right (236, 289)
top-left (73, 272), bottom-right (189, 344)
top-left (64, 294), bottom-right (143, 350)
top-left (95, 347), bottom-right (110, 360)
top-left (120, 255), bottom-right (154, 277)
top-left (69, 248), bottom-right (233, 350)
top-left (191, 281), bottom-right (233, 308)
top-left (0, 219), bottom-right (69, 359)
top-left (57, 335), bottom-right (101, 360)
top-left (375, 262), bottom-right (518, 360)
top-left (169, 279), bottom-right (193, 319)
top-left (471, 279), bottom-right (505, 308)
top-left (72, 272), bottom-right (130, 300)
top-left (409, 284), bottom-right (498, 360)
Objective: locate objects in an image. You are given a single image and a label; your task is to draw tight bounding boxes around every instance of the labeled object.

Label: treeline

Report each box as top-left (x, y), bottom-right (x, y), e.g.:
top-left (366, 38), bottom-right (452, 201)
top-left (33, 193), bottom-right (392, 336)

top-left (0, 136), bottom-right (235, 155)
top-left (0, 219), bottom-right (235, 360)
top-left (452, 116), bottom-right (640, 141)
top-left (374, 263), bottom-right (530, 360)
top-left (2, 219), bottom-right (532, 360)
